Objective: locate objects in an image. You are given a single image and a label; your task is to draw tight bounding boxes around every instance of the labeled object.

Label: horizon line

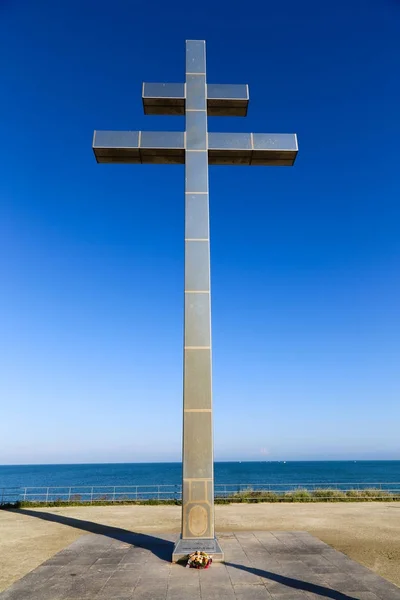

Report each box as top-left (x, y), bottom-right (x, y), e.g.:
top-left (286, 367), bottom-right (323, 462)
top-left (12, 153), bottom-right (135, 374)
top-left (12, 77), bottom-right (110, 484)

top-left (1, 458), bottom-right (400, 467)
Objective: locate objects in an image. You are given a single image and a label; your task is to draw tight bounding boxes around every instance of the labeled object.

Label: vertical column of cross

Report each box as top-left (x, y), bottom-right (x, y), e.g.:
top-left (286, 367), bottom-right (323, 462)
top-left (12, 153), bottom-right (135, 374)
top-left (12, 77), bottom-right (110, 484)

top-left (182, 40), bottom-right (214, 540)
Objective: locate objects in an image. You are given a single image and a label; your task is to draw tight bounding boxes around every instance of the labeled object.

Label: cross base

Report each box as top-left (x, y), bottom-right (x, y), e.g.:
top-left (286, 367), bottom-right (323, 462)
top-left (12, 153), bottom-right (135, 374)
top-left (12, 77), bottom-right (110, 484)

top-left (172, 537), bottom-right (224, 563)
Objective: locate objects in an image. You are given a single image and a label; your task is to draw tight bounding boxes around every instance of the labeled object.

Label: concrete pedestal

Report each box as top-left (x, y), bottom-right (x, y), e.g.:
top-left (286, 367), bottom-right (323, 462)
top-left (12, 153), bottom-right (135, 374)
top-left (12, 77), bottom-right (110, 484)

top-left (172, 536), bottom-right (224, 563)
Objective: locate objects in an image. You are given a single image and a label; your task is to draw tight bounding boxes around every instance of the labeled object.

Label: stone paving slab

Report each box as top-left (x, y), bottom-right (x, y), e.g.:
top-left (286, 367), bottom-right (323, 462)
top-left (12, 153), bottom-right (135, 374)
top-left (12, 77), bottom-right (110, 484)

top-left (0, 531), bottom-right (399, 600)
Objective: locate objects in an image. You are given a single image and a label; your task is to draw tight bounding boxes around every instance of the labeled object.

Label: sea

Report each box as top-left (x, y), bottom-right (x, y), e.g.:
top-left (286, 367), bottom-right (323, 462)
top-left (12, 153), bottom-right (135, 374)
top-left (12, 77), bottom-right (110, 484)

top-left (1, 461), bottom-right (399, 490)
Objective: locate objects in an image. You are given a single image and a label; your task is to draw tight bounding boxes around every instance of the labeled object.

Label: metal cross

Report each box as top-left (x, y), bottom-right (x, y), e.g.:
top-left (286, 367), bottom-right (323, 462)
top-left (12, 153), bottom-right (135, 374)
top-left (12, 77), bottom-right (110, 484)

top-left (93, 40), bottom-right (298, 562)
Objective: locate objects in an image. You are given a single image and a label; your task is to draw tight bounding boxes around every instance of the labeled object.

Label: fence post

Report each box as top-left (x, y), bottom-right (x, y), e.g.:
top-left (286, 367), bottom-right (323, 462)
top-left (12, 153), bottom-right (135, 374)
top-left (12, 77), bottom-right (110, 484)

top-left (158, 486), bottom-right (160, 501)
top-left (112, 487), bottom-right (116, 502)
top-left (136, 486), bottom-right (138, 501)
top-left (90, 487), bottom-right (94, 504)
top-left (23, 488), bottom-right (27, 501)
top-left (68, 488), bottom-right (71, 502)
top-left (45, 488), bottom-right (49, 503)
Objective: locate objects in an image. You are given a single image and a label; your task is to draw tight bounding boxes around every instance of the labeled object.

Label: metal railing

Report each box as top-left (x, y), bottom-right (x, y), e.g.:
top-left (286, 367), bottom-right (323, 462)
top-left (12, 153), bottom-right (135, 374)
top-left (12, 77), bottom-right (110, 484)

top-left (0, 484), bottom-right (182, 504)
top-left (1, 482), bottom-right (400, 505)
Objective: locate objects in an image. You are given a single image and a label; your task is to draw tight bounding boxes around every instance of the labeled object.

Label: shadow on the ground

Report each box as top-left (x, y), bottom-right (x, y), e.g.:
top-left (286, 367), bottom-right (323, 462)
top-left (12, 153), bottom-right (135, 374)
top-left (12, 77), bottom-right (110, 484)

top-left (13, 508), bottom-right (175, 562)
top-left (225, 562), bottom-right (359, 600)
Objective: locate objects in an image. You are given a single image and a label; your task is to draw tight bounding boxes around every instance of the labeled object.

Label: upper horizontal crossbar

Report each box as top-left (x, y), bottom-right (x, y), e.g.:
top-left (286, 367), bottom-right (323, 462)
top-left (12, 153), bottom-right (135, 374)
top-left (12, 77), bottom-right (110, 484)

top-left (142, 83), bottom-right (249, 116)
top-left (93, 131), bottom-right (298, 166)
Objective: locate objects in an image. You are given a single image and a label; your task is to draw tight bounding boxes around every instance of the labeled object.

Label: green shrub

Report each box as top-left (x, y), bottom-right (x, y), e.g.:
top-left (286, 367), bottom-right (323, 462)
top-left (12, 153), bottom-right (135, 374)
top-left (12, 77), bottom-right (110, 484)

top-left (284, 489), bottom-right (312, 502)
top-left (1, 487), bottom-right (399, 510)
top-left (361, 488), bottom-right (392, 500)
top-left (311, 489), bottom-right (346, 502)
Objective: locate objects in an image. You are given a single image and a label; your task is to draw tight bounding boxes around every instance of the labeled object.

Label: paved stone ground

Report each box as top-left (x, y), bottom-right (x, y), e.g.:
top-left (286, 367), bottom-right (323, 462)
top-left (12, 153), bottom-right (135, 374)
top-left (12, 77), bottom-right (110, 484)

top-left (0, 531), bottom-right (399, 600)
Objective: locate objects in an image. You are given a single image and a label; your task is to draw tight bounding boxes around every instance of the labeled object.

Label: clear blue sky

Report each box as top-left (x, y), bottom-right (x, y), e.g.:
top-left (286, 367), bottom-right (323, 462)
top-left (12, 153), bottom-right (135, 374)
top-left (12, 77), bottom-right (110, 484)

top-left (1, 0), bottom-right (399, 465)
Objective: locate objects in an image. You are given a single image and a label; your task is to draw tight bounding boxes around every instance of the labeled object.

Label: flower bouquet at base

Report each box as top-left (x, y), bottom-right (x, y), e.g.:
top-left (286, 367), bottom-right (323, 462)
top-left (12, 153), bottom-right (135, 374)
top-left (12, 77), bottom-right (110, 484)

top-left (186, 551), bottom-right (212, 569)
